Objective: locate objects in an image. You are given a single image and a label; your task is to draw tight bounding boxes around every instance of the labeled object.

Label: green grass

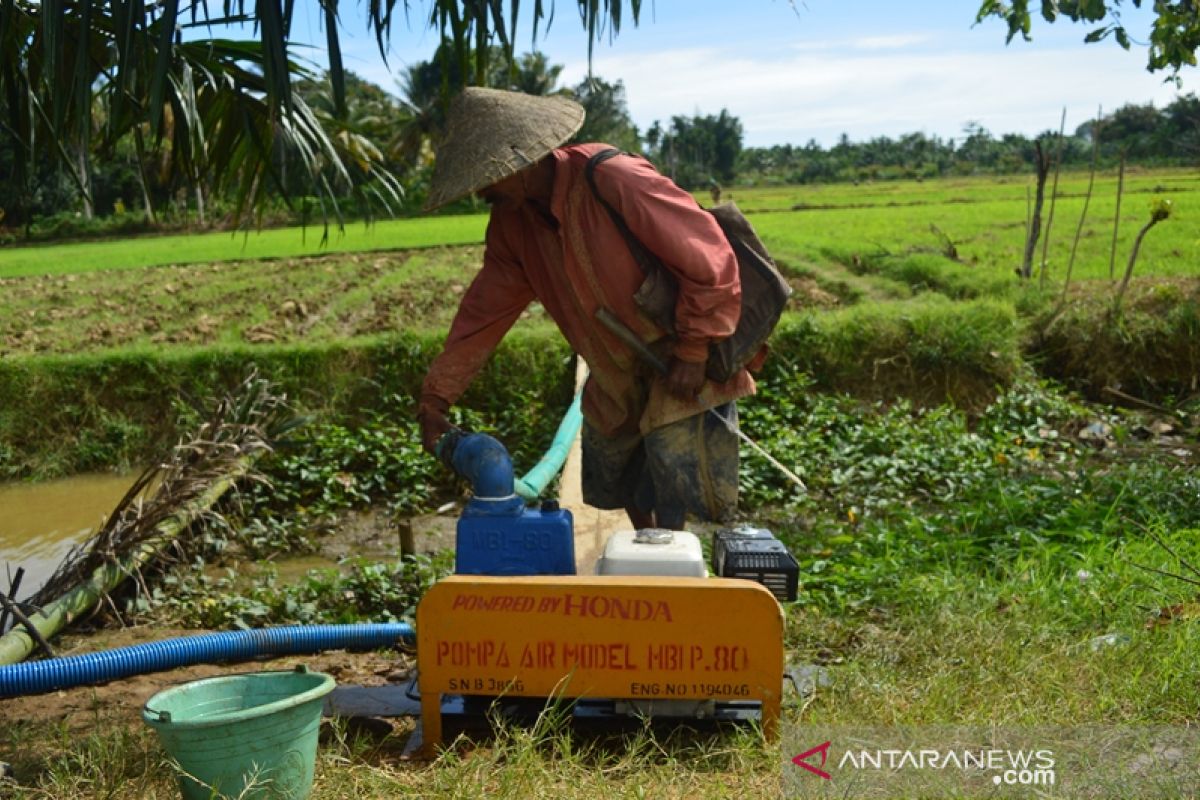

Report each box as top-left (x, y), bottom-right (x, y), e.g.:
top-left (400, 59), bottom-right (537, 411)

top-left (748, 167), bottom-right (1200, 296)
top-left (725, 168), bottom-right (1196, 212)
top-left (814, 529), bottom-right (1200, 726)
top-left (2, 712), bottom-right (779, 798)
top-left (0, 214), bottom-right (487, 278)
top-left (2, 169), bottom-right (1192, 289)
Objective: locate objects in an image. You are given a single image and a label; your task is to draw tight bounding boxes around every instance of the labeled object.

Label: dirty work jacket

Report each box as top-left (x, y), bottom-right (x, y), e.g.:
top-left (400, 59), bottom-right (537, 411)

top-left (421, 143), bottom-right (755, 438)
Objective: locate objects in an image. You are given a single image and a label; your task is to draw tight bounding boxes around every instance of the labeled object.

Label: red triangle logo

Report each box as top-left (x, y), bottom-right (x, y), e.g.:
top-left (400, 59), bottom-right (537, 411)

top-left (792, 740), bottom-right (832, 780)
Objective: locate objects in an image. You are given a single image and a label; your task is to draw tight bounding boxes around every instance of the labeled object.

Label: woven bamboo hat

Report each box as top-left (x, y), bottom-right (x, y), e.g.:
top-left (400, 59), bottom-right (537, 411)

top-left (424, 87), bottom-right (585, 211)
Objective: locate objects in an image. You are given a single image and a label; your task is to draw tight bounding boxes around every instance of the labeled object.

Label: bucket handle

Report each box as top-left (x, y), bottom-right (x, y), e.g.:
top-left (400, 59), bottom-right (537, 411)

top-left (146, 707), bottom-right (172, 723)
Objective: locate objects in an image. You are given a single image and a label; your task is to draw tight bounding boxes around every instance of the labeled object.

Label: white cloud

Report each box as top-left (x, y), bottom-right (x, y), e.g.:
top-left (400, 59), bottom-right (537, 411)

top-left (561, 40), bottom-right (1195, 147)
top-left (850, 33), bottom-right (935, 50)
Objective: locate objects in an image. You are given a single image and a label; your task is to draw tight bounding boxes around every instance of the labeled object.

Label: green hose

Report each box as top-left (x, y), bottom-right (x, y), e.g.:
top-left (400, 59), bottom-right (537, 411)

top-left (514, 390), bottom-right (583, 501)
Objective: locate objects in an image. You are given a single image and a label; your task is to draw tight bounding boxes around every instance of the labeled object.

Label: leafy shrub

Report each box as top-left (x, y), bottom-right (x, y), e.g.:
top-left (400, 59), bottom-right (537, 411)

top-left (737, 377), bottom-right (1095, 519)
top-left (733, 372), bottom-right (1197, 616)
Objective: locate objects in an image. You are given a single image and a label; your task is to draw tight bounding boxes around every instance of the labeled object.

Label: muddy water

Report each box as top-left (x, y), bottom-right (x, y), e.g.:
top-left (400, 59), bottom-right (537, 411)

top-left (0, 479), bottom-right (459, 605)
top-left (0, 473), bottom-right (135, 600)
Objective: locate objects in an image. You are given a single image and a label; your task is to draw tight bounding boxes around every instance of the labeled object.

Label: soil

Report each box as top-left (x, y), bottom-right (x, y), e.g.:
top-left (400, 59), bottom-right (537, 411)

top-left (316, 507), bottom-right (460, 563)
top-left (787, 276), bottom-right (842, 308)
top-left (0, 246), bottom-right (483, 355)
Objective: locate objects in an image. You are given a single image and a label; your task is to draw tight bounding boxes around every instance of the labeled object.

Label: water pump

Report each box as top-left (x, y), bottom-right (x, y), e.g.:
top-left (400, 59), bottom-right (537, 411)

top-left (437, 429), bottom-right (575, 576)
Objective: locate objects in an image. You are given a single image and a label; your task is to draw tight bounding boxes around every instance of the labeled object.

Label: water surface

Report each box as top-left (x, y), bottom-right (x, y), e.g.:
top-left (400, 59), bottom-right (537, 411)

top-left (0, 473), bottom-right (135, 600)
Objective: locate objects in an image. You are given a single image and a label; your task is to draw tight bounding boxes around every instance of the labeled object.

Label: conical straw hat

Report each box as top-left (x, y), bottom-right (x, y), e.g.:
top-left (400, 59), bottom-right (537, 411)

top-left (424, 87), bottom-right (585, 211)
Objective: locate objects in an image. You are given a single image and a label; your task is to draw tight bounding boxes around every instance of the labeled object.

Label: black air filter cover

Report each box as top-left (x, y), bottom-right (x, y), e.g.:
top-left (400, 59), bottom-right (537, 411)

top-left (713, 527), bottom-right (799, 603)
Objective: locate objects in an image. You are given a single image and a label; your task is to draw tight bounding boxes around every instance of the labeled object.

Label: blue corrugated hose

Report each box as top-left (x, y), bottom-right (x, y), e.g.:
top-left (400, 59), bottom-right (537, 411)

top-left (0, 623), bottom-right (414, 698)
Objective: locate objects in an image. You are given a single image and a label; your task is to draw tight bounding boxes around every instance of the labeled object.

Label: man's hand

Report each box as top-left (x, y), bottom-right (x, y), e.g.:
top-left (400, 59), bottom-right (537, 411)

top-left (664, 357), bottom-right (707, 400)
top-left (417, 395), bottom-right (453, 455)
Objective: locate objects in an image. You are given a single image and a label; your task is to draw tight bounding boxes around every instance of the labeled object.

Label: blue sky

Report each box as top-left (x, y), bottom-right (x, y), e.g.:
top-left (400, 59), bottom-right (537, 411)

top-left (279, 0), bottom-right (1196, 147)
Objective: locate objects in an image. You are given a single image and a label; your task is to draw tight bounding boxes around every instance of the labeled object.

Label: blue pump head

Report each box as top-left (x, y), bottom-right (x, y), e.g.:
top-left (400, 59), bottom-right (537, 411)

top-left (436, 428), bottom-right (515, 500)
top-left (438, 428), bottom-right (576, 575)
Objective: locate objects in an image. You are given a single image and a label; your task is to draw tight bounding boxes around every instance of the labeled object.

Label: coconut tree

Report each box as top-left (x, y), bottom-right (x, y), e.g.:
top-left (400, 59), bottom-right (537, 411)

top-left (0, 0), bottom-right (643, 223)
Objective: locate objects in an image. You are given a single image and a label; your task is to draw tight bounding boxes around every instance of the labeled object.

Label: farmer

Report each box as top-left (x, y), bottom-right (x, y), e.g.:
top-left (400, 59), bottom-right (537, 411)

top-left (417, 87), bottom-right (755, 530)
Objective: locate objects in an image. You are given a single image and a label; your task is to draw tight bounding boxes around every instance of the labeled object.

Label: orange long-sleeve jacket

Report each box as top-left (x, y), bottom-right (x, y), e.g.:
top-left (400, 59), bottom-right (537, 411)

top-left (421, 143), bottom-right (755, 437)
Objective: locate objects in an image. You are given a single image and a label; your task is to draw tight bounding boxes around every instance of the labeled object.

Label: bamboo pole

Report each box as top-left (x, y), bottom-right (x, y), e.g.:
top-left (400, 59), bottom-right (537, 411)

top-left (0, 463), bottom-right (252, 666)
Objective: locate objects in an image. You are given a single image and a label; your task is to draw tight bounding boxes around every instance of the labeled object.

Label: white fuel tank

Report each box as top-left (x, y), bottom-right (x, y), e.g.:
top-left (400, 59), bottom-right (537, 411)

top-left (594, 529), bottom-right (707, 578)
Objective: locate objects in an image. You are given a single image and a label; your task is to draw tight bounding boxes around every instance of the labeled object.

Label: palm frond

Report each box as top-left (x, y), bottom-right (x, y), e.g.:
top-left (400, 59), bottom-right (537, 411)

top-left (0, 0), bottom-right (641, 222)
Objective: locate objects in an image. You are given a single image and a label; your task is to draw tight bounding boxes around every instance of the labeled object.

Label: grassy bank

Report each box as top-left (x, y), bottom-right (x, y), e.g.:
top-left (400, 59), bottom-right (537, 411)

top-left (0, 293), bottom-right (1033, 480)
top-left (1029, 279), bottom-right (1200, 399)
top-left (0, 328), bottom-right (572, 479)
top-left (6, 274), bottom-right (1197, 480)
top-left (769, 296), bottom-right (1023, 409)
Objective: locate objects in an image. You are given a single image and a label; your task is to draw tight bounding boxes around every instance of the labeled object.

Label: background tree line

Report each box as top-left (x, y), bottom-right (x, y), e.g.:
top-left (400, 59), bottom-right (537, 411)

top-left (737, 94), bottom-right (1200, 186)
top-left (1, 32), bottom-right (1196, 239)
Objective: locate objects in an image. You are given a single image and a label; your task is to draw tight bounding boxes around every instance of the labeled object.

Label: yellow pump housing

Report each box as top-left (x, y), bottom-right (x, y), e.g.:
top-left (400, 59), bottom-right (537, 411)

top-left (416, 574), bottom-right (784, 754)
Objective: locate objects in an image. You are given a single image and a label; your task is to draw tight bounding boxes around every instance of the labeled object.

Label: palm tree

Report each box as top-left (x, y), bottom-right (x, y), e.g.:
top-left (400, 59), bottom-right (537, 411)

top-left (0, 0), bottom-right (643, 223)
top-left (507, 52), bottom-right (563, 96)
top-left (392, 43), bottom-right (565, 171)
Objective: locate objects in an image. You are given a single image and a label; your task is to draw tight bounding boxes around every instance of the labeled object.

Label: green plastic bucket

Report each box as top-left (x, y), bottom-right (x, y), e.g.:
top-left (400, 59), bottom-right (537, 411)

top-left (142, 666), bottom-right (335, 800)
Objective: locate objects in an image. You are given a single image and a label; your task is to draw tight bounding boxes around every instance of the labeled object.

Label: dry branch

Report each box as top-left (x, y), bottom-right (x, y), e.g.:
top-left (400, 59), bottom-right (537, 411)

top-left (1108, 150), bottom-right (1127, 281)
top-left (1038, 108), bottom-right (1067, 289)
top-left (1021, 140), bottom-right (1051, 280)
top-left (0, 374), bottom-right (293, 665)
